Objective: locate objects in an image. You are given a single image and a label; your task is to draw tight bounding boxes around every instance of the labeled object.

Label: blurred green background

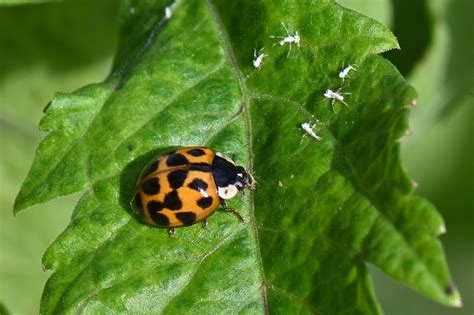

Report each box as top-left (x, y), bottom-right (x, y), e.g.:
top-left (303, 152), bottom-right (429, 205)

top-left (0, 0), bottom-right (472, 314)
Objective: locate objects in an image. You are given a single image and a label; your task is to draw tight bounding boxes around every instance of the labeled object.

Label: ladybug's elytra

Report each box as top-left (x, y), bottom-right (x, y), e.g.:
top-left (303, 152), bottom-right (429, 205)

top-left (131, 147), bottom-right (254, 236)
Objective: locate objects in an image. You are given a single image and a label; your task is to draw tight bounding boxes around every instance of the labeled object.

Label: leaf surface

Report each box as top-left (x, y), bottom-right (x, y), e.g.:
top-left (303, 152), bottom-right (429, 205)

top-left (15, 0), bottom-right (460, 313)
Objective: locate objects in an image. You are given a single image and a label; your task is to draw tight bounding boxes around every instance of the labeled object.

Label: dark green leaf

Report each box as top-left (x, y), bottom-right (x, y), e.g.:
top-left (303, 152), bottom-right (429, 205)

top-left (15, 0), bottom-right (460, 313)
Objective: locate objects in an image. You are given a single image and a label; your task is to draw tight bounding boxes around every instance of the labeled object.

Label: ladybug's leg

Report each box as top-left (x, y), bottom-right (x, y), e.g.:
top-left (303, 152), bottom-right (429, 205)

top-left (221, 200), bottom-right (244, 222)
top-left (168, 228), bottom-right (176, 237)
top-left (201, 219), bottom-right (209, 229)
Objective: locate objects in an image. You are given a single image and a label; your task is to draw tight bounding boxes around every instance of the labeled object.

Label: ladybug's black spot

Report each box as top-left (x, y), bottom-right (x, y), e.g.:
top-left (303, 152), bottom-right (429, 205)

top-left (166, 153), bottom-right (189, 167)
top-left (147, 200), bottom-right (164, 212)
top-left (187, 148), bottom-right (206, 156)
top-left (176, 212), bottom-right (196, 226)
top-left (150, 212), bottom-right (170, 226)
top-left (164, 191), bottom-right (182, 210)
top-left (167, 170), bottom-right (188, 189)
top-left (142, 177), bottom-right (160, 195)
top-left (197, 196), bottom-right (213, 209)
top-left (134, 193), bottom-right (143, 211)
top-left (188, 178), bottom-right (208, 191)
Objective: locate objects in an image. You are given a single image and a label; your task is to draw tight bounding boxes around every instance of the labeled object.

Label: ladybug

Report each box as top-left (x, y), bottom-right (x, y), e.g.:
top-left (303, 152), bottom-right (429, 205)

top-left (131, 146), bottom-right (254, 236)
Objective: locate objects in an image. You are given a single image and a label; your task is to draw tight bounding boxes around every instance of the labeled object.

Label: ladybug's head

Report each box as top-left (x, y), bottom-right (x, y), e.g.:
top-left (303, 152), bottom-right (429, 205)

top-left (235, 166), bottom-right (254, 190)
top-left (212, 152), bottom-right (254, 200)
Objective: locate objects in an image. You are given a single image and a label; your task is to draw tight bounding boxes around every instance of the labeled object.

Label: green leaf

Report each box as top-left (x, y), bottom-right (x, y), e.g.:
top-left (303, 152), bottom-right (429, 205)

top-left (15, 0), bottom-right (460, 313)
top-left (0, 0), bottom-right (60, 6)
top-left (0, 2), bottom-right (117, 314)
top-left (403, 0), bottom-right (474, 118)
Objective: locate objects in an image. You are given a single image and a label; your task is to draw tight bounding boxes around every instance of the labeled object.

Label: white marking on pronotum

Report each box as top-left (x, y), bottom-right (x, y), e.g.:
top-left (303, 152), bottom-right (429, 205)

top-left (301, 122), bottom-right (322, 140)
top-left (339, 64), bottom-right (357, 81)
top-left (324, 89), bottom-right (350, 108)
top-left (253, 48), bottom-right (267, 69)
top-left (218, 185), bottom-right (238, 200)
top-left (270, 22), bottom-right (300, 56)
top-left (216, 151), bottom-right (236, 165)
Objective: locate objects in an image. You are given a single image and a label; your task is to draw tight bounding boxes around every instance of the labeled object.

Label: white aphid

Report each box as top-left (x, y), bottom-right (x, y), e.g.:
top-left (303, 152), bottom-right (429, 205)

top-left (270, 22), bottom-right (300, 56)
top-left (165, 6), bottom-right (172, 19)
top-left (301, 122), bottom-right (322, 140)
top-left (324, 89), bottom-right (350, 107)
top-left (253, 49), bottom-right (267, 69)
top-left (339, 64), bottom-right (357, 81)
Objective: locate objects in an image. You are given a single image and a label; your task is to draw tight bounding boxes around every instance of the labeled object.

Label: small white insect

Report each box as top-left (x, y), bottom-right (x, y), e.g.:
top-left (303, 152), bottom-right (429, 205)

top-left (324, 89), bottom-right (350, 108)
top-left (278, 181), bottom-right (283, 187)
top-left (270, 22), bottom-right (300, 56)
top-left (253, 48), bottom-right (267, 69)
top-left (339, 64), bottom-right (357, 81)
top-left (301, 122), bottom-right (322, 140)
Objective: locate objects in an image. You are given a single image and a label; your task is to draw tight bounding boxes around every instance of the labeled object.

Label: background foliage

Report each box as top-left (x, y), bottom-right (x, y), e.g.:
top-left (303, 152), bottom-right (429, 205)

top-left (0, 0), bottom-right (472, 314)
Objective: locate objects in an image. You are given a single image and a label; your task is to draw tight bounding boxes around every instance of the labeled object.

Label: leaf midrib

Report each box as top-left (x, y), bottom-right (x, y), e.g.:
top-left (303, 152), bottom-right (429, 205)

top-left (205, 0), bottom-right (268, 313)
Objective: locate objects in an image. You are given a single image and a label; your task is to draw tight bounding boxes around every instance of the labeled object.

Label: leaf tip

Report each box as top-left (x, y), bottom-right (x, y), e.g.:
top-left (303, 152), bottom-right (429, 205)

top-left (445, 283), bottom-right (463, 308)
top-left (12, 197), bottom-right (23, 216)
top-left (12, 192), bottom-right (29, 215)
top-left (452, 296), bottom-right (463, 308)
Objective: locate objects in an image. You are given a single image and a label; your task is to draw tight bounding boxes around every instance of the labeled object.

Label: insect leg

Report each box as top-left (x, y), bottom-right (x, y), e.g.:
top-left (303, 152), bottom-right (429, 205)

top-left (331, 99), bottom-right (336, 113)
top-left (221, 200), bottom-right (244, 222)
top-left (168, 228), bottom-right (176, 237)
top-left (201, 219), bottom-right (209, 229)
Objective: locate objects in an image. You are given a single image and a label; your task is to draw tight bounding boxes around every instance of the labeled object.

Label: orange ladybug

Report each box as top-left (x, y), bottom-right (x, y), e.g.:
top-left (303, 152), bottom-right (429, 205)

top-left (131, 147), bottom-right (254, 236)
